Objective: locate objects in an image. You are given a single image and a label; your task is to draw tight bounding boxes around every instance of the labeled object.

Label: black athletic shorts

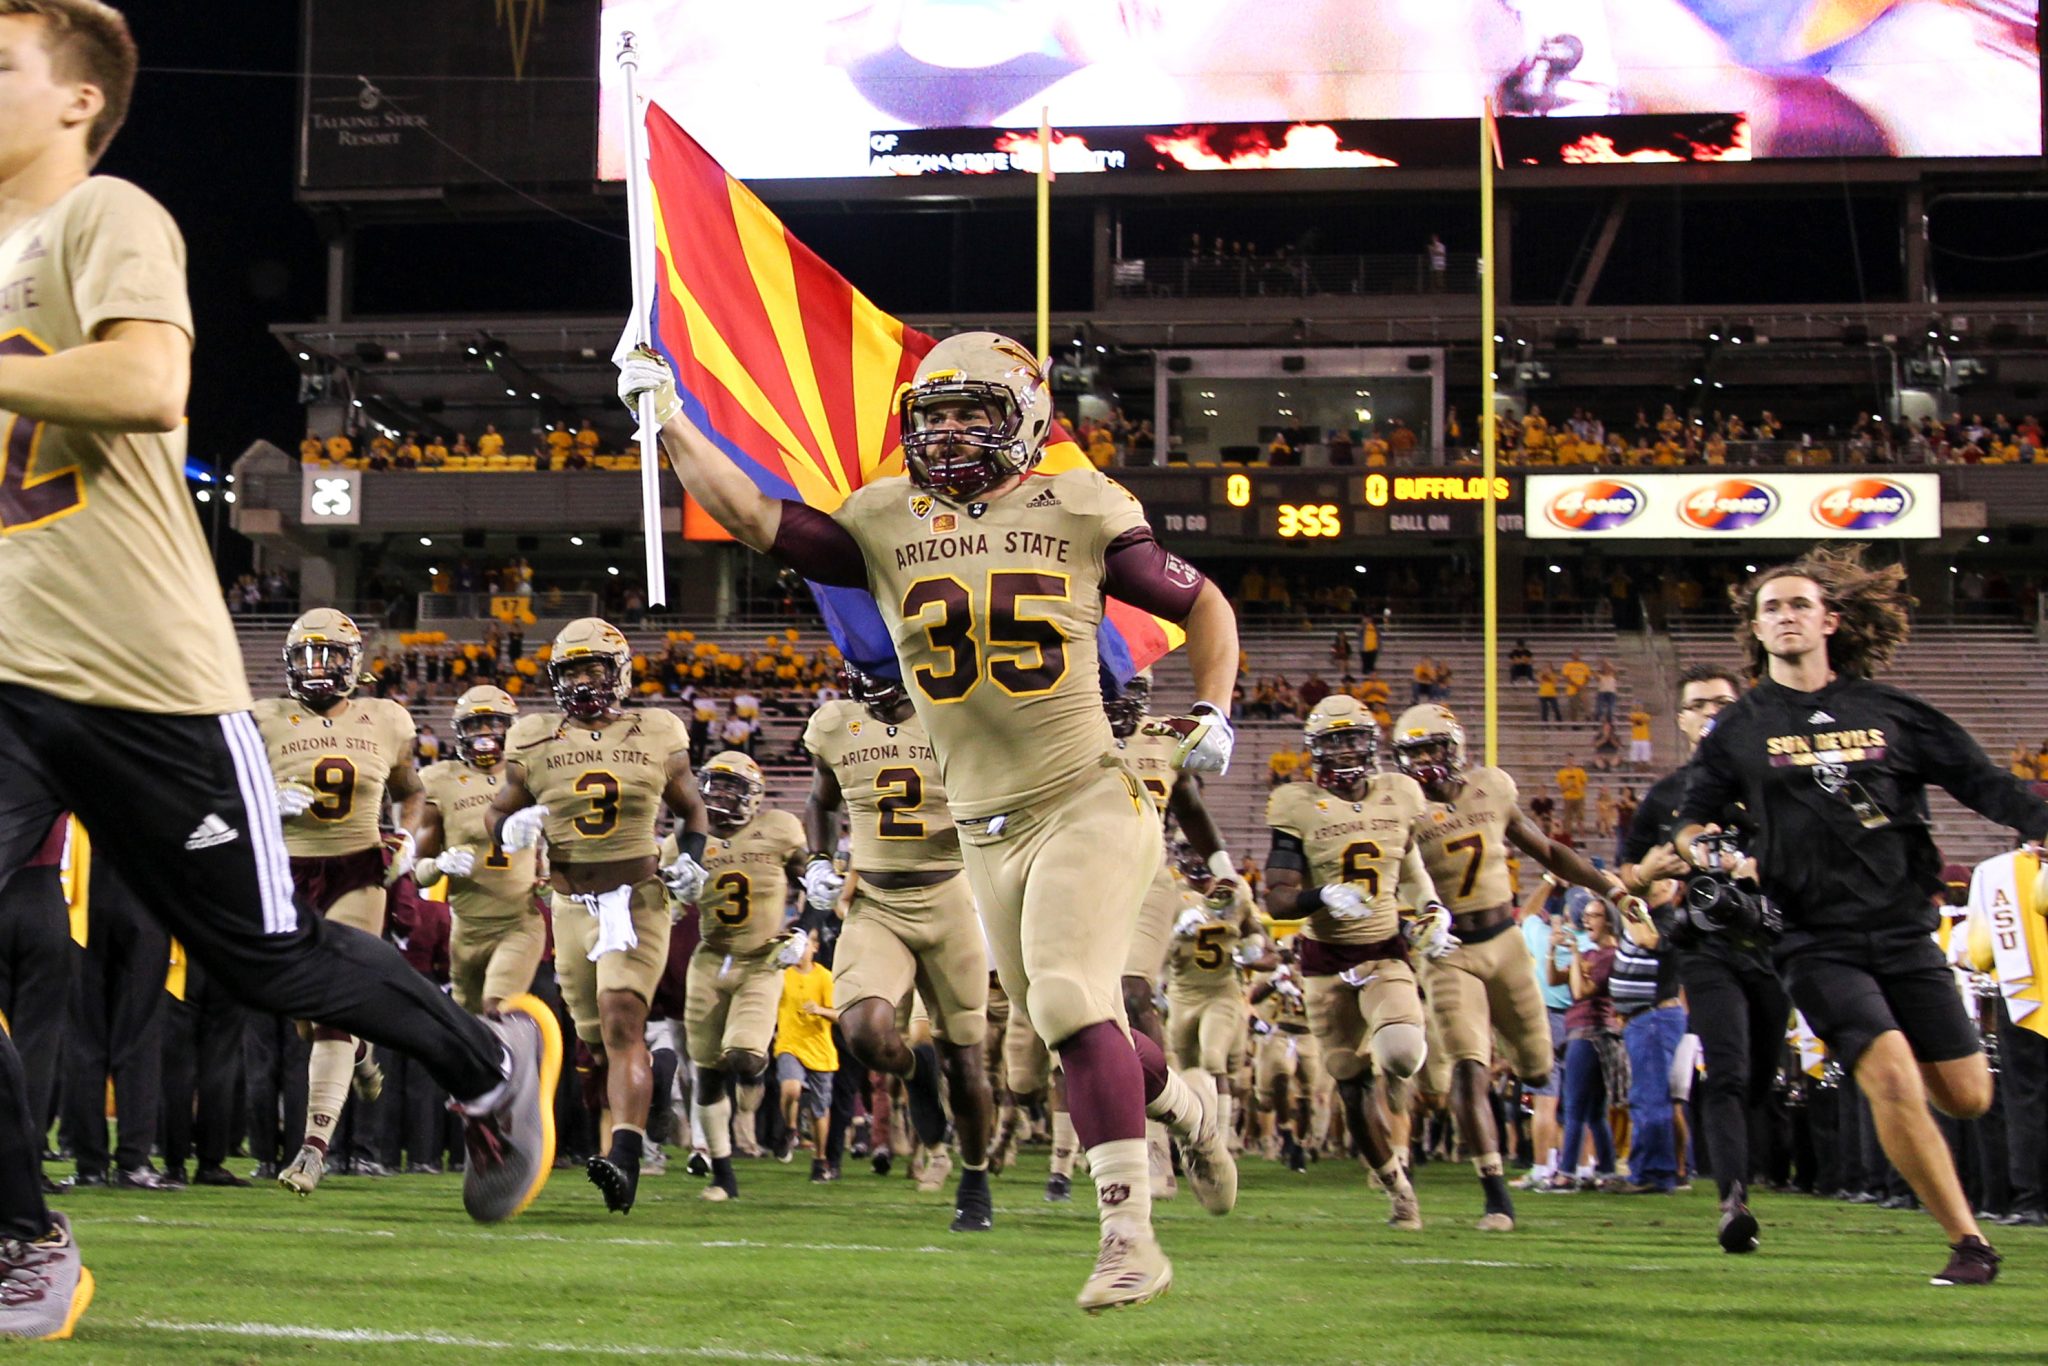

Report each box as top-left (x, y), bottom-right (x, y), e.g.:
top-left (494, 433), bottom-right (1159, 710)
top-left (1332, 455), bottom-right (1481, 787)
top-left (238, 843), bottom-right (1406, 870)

top-left (1776, 926), bottom-right (1980, 1074)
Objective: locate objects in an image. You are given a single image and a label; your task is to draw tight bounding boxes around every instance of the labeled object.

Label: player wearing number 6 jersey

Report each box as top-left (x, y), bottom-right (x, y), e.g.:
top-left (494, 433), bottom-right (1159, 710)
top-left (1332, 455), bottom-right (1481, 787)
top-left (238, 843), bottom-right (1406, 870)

top-left (417, 686), bottom-right (545, 1015)
top-left (803, 665), bottom-right (996, 1231)
top-left (1261, 695), bottom-right (1449, 1232)
top-left (623, 330), bottom-right (1241, 1312)
top-left (674, 749), bottom-right (807, 1203)
top-left (253, 608), bottom-right (423, 1198)
top-left (1390, 702), bottom-right (1638, 1232)
top-left (490, 618), bottom-right (708, 1216)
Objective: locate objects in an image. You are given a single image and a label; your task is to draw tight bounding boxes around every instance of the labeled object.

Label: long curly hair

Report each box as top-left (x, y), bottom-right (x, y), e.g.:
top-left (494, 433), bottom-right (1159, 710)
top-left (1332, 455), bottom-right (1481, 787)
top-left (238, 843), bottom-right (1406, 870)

top-left (1729, 544), bottom-right (1914, 681)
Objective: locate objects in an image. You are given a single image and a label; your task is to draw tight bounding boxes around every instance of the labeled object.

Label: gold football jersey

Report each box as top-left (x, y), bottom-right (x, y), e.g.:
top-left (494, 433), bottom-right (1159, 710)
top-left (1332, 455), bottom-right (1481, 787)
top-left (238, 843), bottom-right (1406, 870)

top-left (801, 699), bottom-right (960, 873)
top-left (1252, 970), bottom-right (1312, 1031)
top-left (830, 467), bottom-right (1148, 820)
top-left (506, 707), bottom-right (690, 863)
top-left (254, 696), bottom-right (416, 857)
top-left (1167, 885), bottom-right (1252, 997)
top-left (0, 178), bottom-right (249, 714)
top-left (1413, 765), bottom-right (1522, 915)
top-left (419, 758), bottom-right (539, 911)
top-left (691, 809), bottom-right (807, 955)
top-left (1266, 773), bottom-right (1431, 944)
top-left (1117, 722), bottom-right (1184, 818)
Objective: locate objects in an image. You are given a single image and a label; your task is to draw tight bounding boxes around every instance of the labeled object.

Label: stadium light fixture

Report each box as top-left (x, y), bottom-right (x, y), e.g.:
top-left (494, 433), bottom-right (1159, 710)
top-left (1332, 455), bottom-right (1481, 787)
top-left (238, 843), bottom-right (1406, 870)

top-left (419, 536), bottom-right (433, 546)
top-left (1744, 564), bottom-right (1756, 573)
top-left (223, 491), bottom-right (237, 504)
top-left (607, 565), bottom-right (621, 576)
top-left (1548, 563), bottom-right (1562, 574)
top-left (1353, 564), bottom-right (1367, 574)
top-left (195, 489), bottom-right (211, 503)
top-left (297, 351), bottom-right (310, 362)
top-left (1976, 533), bottom-right (1991, 544)
top-left (570, 536), bottom-right (585, 546)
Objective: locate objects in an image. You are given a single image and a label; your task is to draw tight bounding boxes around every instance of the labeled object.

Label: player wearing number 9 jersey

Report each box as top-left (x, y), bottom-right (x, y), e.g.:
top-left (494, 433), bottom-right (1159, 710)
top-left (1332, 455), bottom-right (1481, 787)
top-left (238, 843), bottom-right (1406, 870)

top-left (1261, 694), bottom-right (1443, 1232)
top-left (675, 749), bottom-right (806, 1202)
top-left (1391, 702), bottom-right (1636, 1233)
top-left (492, 618), bottom-right (708, 1216)
top-left (626, 329), bottom-right (1242, 1311)
top-left (803, 667), bottom-right (998, 1232)
top-left (253, 608), bottom-right (423, 1198)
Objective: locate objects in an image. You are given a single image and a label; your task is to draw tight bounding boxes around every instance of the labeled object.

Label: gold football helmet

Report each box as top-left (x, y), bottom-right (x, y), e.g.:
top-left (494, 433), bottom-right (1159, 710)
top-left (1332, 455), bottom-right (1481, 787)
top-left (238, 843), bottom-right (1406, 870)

top-left (897, 331), bottom-right (1053, 501)
top-left (701, 749), bottom-right (765, 828)
top-left (1391, 702), bottom-right (1468, 790)
top-left (548, 618), bottom-right (631, 721)
top-left (451, 685), bottom-right (517, 767)
top-left (283, 608), bottom-right (362, 709)
top-left (1106, 667), bottom-right (1153, 739)
top-left (1303, 694), bottom-right (1378, 797)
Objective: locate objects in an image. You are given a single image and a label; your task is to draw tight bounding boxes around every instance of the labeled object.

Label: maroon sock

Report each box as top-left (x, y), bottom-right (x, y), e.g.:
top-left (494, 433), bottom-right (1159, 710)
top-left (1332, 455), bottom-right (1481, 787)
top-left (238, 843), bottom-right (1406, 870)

top-left (1056, 1020), bottom-right (1145, 1149)
top-left (1131, 1028), bottom-right (1171, 1104)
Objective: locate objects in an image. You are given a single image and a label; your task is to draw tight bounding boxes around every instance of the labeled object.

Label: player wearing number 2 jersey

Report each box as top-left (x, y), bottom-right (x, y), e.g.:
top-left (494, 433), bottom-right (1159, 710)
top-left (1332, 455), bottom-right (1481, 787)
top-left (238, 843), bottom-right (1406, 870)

top-left (623, 330), bottom-right (1241, 1311)
top-left (803, 665), bottom-right (997, 1231)
top-left (1391, 702), bottom-right (1636, 1232)
top-left (0, 15), bottom-right (555, 1335)
top-left (253, 609), bottom-right (422, 1198)
top-left (677, 749), bottom-right (806, 1203)
top-left (492, 618), bottom-right (707, 1216)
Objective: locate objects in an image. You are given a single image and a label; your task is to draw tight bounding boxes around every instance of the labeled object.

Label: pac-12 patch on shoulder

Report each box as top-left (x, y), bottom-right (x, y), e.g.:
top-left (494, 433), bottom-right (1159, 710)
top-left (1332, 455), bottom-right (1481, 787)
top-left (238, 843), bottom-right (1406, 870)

top-left (909, 493), bottom-right (934, 519)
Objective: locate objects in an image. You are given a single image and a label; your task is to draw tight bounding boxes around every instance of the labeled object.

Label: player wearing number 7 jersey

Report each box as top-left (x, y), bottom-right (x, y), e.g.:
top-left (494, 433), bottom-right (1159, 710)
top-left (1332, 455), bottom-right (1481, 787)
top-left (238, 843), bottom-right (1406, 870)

top-left (490, 618), bottom-right (708, 1216)
top-left (253, 608), bottom-right (424, 1198)
top-left (1390, 702), bottom-right (1639, 1233)
top-left (622, 330), bottom-right (1242, 1313)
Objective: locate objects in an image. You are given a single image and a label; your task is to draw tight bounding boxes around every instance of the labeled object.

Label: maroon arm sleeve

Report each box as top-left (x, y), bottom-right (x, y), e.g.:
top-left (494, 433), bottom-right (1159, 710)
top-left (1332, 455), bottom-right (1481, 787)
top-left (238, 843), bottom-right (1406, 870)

top-left (767, 500), bottom-right (869, 589)
top-left (1102, 527), bottom-right (1206, 622)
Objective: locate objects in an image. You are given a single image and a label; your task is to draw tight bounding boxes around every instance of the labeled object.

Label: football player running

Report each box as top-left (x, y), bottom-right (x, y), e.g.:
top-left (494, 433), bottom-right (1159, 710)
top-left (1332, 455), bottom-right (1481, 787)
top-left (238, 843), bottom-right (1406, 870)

top-left (416, 687), bottom-right (546, 1015)
top-left (1247, 942), bottom-right (1323, 1171)
top-left (1109, 669), bottom-right (1237, 1199)
top-left (804, 665), bottom-right (997, 1231)
top-left (674, 750), bottom-right (808, 1202)
top-left (489, 619), bottom-right (709, 1216)
top-left (1391, 702), bottom-right (1641, 1231)
top-left (623, 332), bottom-right (1239, 1312)
top-left (1260, 695), bottom-right (1450, 1232)
top-left (254, 610), bottom-right (424, 1196)
top-left (1163, 842), bottom-right (1256, 1154)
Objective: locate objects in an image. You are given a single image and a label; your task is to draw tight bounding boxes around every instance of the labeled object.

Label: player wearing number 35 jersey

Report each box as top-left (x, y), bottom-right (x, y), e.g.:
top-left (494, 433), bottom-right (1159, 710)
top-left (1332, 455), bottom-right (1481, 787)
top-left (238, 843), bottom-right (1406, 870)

top-left (625, 330), bottom-right (1241, 1311)
top-left (492, 618), bottom-right (708, 1217)
top-left (253, 608), bottom-right (422, 1199)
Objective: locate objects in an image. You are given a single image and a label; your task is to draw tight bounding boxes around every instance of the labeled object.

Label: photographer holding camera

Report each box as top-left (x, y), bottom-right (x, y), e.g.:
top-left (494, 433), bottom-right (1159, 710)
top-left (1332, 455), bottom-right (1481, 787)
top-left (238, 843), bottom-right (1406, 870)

top-left (1620, 664), bottom-right (1788, 1254)
top-left (1676, 547), bottom-right (2048, 1287)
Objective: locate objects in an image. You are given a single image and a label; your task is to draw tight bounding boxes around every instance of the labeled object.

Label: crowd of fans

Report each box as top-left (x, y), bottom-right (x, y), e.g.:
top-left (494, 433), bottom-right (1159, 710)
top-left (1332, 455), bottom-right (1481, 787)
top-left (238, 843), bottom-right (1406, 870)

top-left (298, 424), bottom-right (642, 472)
top-left (1475, 404), bottom-right (2048, 469)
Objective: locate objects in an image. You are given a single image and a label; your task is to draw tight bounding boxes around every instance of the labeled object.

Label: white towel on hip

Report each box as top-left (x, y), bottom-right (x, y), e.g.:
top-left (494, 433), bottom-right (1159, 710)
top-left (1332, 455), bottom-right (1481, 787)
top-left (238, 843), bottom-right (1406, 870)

top-left (575, 885), bottom-right (638, 960)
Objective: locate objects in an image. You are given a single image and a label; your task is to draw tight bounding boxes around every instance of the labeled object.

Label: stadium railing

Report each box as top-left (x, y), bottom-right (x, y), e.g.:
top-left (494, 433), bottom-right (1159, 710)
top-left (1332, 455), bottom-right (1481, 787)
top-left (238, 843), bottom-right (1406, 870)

top-left (1113, 252), bottom-right (1481, 300)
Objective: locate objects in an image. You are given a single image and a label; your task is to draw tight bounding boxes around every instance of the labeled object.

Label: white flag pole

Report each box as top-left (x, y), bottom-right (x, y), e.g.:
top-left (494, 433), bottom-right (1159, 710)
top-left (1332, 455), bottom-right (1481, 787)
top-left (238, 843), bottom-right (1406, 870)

top-left (616, 31), bottom-right (666, 607)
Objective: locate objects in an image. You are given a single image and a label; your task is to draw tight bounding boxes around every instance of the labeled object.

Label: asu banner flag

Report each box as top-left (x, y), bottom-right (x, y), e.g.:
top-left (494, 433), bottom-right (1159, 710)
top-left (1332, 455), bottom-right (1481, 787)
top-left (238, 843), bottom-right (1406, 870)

top-left (631, 101), bottom-right (1180, 683)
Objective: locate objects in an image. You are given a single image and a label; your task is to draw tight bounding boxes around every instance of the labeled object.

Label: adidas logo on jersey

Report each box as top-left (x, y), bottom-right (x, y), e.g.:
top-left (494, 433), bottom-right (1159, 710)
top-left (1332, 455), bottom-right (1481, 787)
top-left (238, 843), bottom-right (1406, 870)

top-left (1808, 710), bottom-right (1835, 724)
top-left (184, 813), bottom-right (239, 850)
top-left (18, 234), bottom-right (46, 262)
top-left (1025, 487), bottom-right (1061, 508)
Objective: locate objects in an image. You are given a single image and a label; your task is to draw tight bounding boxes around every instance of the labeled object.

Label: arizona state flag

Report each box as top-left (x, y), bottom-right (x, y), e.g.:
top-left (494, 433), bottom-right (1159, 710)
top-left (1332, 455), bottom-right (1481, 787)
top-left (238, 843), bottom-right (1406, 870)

top-left (631, 102), bottom-right (1179, 684)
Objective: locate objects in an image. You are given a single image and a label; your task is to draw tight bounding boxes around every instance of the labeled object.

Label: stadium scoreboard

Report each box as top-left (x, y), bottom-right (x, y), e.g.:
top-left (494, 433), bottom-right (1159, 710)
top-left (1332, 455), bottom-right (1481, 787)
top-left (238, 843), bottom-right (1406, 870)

top-left (1137, 471), bottom-right (1524, 542)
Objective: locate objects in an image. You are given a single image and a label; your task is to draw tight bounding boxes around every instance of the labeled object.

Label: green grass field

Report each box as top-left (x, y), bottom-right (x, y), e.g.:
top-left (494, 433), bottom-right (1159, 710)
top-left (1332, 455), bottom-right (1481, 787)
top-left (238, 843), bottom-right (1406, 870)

top-left (35, 1150), bottom-right (2046, 1364)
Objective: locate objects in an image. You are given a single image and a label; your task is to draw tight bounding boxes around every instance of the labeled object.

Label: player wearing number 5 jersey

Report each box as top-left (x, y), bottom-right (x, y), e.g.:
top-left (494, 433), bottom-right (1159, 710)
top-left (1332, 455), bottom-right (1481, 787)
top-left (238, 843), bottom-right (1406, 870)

top-left (1261, 695), bottom-right (1449, 1232)
top-left (624, 330), bottom-right (1241, 1312)
top-left (1391, 702), bottom-right (1637, 1233)
top-left (491, 618), bottom-right (708, 1216)
top-left (253, 609), bottom-right (423, 1198)
top-left (417, 687), bottom-right (545, 1015)
top-left (1164, 842), bottom-right (1256, 1149)
top-left (804, 665), bottom-right (996, 1232)
top-left (676, 749), bottom-right (806, 1204)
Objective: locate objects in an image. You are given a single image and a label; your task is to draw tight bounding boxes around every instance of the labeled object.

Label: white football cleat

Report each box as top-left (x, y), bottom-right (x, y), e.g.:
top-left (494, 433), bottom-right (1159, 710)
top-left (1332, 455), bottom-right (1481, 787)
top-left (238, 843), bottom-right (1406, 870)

top-left (1077, 1229), bottom-right (1172, 1314)
top-left (278, 1144), bottom-right (325, 1196)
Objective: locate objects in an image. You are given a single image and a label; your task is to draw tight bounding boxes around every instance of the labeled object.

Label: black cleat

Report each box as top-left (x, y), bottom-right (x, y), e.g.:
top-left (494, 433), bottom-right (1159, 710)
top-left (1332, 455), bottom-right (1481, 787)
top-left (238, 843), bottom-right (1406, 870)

top-left (1931, 1236), bottom-right (2000, 1286)
top-left (1719, 1203), bottom-right (1760, 1254)
top-left (1045, 1172), bottom-right (1072, 1203)
top-left (872, 1146), bottom-right (893, 1177)
top-left (685, 1149), bottom-right (710, 1178)
top-left (951, 1168), bottom-right (993, 1232)
top-left (1283, 1135), bottom-right (1308, 1175)
top-left (586, 1155), bottom-right (640, 1214)
top-left (904, 1043), bottom-right (948, 1148)
top-left (1996, 1209), bottom-right (2047, 1227)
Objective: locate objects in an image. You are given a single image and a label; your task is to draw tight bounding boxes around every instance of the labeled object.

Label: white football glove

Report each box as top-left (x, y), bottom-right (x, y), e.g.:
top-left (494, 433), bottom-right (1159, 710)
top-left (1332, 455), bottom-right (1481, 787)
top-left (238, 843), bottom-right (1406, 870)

top-left (616, 345), bottom-right (682, 426)
top-left (1275, 976), bottom-right (1305, 1004)
top-left (801, 857), bottom-right (845, 913)
top-left (661, 851), bottom-right (708, 904)
top-left (1407, 902), bottom-right (1461, 960)
top-left (381, 830), bottom-right (417, 887)
top-left (426, 846), bottom-right (477, 883)
top-left (775, 932), bottom-right (809, 968)
top-left (275, 783), bottom-right (316, 819)
top-left (1319, 882), bottom-right (1371, 920)
top-left (1174, 906), bottom-right (1210, 939)
top-left (500, 805), bottom-right (549, 851)
top-left (1171, 702), bottom-right (1235, 776)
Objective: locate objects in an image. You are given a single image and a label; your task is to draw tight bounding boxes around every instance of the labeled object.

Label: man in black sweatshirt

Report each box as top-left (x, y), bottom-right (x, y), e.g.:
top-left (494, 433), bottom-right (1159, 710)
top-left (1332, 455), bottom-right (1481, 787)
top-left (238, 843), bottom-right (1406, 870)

top-left (1677, 547), bottom-right (2048, 1288)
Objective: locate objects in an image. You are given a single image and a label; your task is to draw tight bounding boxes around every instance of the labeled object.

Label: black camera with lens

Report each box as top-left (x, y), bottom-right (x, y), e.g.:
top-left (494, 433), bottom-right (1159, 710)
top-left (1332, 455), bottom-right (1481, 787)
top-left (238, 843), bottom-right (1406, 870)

top-left (1676, 832), bottom-right (1783, 951)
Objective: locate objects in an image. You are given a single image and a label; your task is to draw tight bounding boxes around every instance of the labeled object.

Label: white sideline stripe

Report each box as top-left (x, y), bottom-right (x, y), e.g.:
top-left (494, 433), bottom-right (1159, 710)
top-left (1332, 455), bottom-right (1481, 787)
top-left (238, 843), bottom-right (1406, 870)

top-left (131, 1319), bottom-right (1241, 1366)
top-left (221, 712), bottom-right (297, 935)
top-left (99, 1214), bottom-right (950, 1254)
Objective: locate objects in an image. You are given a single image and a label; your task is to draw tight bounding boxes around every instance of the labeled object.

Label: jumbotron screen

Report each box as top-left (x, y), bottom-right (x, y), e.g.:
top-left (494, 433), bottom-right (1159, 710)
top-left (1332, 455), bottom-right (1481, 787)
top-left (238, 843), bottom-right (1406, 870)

top-left (595, 0), bottom-right (2043, 180)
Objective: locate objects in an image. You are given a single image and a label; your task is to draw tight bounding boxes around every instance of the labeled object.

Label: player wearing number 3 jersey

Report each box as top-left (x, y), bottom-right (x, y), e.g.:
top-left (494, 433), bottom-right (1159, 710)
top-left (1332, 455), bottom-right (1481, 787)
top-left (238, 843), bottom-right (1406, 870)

top-left (1391, 702), bottom-right (1637, 1233)
top-left (253, 608), bottom-right (423, 1198)
top-left (624, 330), bottom-right (1242, 1312)
top-left (491, 618), bottom-right (708, 1216)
